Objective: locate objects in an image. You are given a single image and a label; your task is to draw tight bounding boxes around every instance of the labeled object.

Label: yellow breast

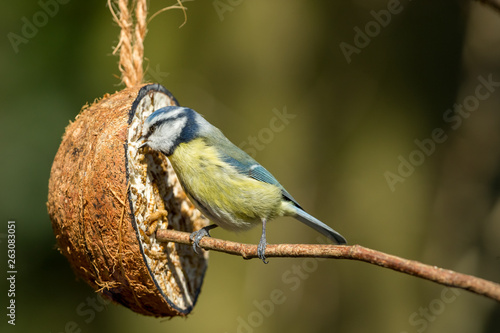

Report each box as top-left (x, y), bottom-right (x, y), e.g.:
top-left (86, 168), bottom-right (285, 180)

top-left (168, 138), bottom-right (284, 230)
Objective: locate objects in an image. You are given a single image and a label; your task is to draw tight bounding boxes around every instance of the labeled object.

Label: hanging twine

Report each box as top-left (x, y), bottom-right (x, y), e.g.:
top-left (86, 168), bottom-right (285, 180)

top-left (108, 0), bottom-right (188, 88)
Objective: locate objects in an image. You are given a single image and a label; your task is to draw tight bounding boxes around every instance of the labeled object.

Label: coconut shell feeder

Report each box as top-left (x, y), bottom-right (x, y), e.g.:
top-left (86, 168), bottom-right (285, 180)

top-left (47, 1), bottom-right (208, 317)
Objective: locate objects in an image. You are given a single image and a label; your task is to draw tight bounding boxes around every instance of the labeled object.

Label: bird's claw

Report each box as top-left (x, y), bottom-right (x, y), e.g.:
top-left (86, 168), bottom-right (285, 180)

top-left (189, 229), bottom-right (208, 254)
top-left (257, 237), bottom-right (268, 264)
top-left (189, 225), bottom-right (217, 254)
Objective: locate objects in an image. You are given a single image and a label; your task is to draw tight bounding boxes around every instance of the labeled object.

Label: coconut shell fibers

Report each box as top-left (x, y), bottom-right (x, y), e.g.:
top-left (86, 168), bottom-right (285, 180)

top-left (47, 84), bottom-right (208, 317)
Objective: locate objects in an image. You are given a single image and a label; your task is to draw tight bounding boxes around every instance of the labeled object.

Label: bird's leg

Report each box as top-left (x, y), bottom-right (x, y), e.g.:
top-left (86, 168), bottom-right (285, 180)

top-left (257, 218), bottom-right (269, 264)
top-left (189, 224), bottom-right (218, 254)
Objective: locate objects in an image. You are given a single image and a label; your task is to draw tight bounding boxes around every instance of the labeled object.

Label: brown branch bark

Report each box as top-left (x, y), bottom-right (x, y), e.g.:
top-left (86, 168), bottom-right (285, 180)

top-left (156, 229), bottom-right (500, 302)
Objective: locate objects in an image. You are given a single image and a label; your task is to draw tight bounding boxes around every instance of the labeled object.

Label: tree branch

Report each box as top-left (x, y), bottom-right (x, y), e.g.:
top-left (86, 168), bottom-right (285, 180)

top-left (156, 229), bottom-right (500, 302)
top-left (476, 0), bottom-right (500, 13)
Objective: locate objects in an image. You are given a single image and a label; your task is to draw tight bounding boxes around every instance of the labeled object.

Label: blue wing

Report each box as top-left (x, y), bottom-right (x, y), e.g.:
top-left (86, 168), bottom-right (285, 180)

top-left (220, 153), bottom-right (301, 208)
top-left (202, 124), bottom-right (301, 207)
top-left (198, 124), bottom-right (346, 244)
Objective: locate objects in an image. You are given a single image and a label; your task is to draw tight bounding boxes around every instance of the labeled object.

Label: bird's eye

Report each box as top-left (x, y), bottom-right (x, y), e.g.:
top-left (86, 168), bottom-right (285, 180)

top-left (148, 125), bottom-right (156, 136)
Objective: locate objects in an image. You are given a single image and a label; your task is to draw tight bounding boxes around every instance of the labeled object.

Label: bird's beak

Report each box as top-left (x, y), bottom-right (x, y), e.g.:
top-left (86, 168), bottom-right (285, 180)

top-left (137, 136), bottom-right (148, 150)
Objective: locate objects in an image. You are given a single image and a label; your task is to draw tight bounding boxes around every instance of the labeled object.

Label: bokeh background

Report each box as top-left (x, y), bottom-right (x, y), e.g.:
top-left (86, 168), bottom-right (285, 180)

top-left (1, 0), bottom-right (500, 332)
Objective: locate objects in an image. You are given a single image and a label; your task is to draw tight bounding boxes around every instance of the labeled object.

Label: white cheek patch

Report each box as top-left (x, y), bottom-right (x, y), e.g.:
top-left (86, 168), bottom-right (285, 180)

top-left (169, 116), bottom-right (187, 137)
top-left (149, 112), bottom-right (188, 154)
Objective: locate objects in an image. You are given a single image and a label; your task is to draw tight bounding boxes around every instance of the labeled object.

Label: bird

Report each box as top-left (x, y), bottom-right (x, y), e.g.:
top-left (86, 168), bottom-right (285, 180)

top-left (138, 106), bottom-right (347, 263)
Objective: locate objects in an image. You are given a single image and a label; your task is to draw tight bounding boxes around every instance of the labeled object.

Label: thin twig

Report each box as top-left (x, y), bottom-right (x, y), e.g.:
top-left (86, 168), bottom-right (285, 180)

top-left (156, 229), bottom-right (500, 302)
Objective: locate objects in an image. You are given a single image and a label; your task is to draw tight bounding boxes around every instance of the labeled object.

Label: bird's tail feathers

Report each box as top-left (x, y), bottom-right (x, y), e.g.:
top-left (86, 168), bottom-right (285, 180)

top-left (293, 208), bottom-right (347, 245)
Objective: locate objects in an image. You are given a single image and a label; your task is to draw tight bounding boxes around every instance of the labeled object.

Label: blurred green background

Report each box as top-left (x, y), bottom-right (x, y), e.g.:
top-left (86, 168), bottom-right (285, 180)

top-left (1, 0), bottom-right (500, 332)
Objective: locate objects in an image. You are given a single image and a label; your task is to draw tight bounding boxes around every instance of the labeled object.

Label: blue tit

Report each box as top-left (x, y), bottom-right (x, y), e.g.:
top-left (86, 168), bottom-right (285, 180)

top-left (138, 106), bottom-right (347, 263)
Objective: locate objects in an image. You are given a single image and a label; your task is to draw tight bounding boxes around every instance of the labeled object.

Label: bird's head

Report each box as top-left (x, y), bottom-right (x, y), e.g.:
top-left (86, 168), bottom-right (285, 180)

top-left (138, 106), bottom-right (206, 155)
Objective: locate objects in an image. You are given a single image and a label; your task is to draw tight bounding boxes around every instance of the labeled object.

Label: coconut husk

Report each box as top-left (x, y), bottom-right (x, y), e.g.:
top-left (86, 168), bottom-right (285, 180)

top-left (47, 83), bottom-right (208, 317)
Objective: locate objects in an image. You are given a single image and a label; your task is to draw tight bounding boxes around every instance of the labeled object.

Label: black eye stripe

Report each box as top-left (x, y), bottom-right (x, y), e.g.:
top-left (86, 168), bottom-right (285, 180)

top-left (143, 109), bottom-right (199, 150)
top-left (152, 113), bottom-right (186, 128)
